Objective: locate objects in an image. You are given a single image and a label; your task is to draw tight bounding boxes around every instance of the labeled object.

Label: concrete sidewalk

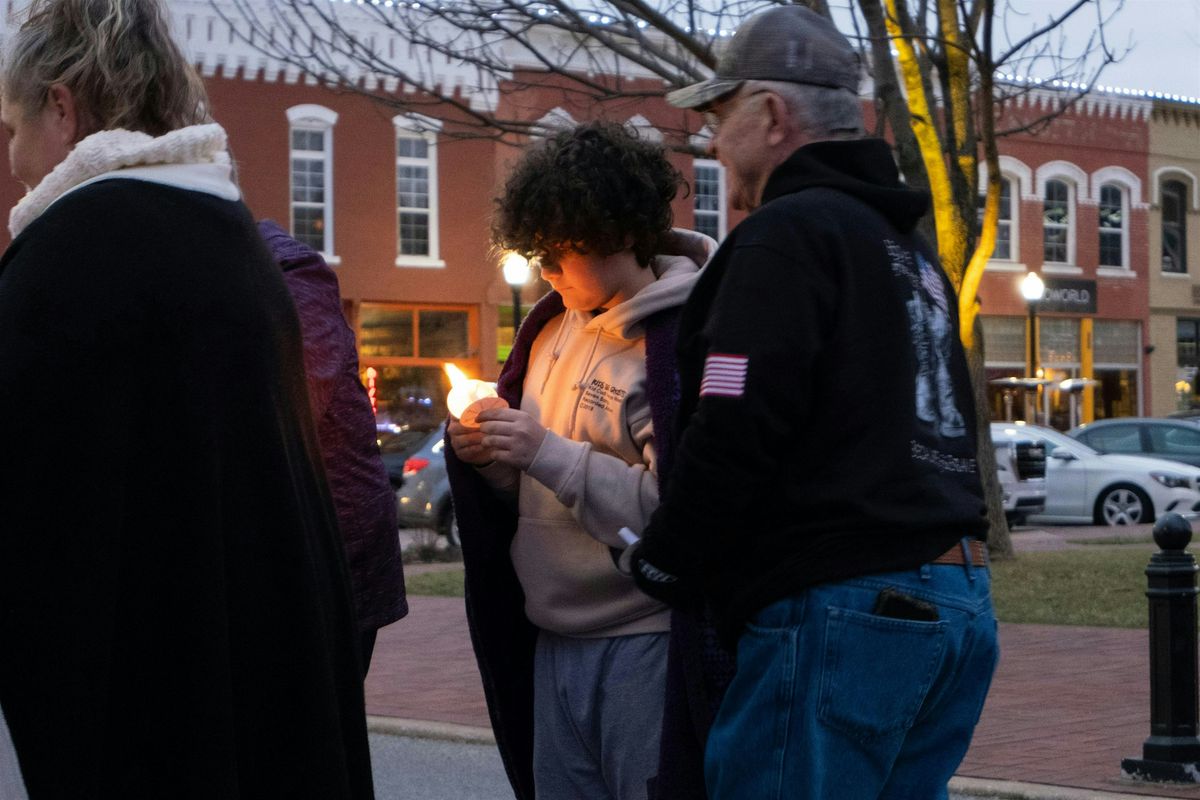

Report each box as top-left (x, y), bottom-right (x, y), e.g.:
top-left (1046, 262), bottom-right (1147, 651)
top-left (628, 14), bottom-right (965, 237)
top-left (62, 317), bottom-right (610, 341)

top-left (367, 526), bottom-right (1195, 798)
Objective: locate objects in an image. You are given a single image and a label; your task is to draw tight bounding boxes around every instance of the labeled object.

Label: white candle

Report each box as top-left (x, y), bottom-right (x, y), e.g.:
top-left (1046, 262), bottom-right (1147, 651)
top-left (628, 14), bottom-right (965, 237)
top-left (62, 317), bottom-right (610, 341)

top-left (444, 363), bottom-right (504, 427)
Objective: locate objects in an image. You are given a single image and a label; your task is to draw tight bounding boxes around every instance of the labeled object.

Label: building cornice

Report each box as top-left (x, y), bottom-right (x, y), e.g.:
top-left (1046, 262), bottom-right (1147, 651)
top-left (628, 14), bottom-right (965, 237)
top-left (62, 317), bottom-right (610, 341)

top-left (1002, 87), bottom-right (1153, 122)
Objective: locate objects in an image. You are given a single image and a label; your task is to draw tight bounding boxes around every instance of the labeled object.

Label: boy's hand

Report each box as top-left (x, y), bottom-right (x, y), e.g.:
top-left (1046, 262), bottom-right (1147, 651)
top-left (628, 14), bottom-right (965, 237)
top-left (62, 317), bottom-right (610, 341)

top-left (448, 418), bottom-right (495, 466)
top-left (477, 408), bottom-right (548, 471)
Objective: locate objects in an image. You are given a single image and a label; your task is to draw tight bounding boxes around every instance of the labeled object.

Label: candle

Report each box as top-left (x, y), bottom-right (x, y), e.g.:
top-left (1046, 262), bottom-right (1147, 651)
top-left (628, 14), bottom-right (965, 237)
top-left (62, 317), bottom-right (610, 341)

top-left (444, 363), bottom-right (506, 428)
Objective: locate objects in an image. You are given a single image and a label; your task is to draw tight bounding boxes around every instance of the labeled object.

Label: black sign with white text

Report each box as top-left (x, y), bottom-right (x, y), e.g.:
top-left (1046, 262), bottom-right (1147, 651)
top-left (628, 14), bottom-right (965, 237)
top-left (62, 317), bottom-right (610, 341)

top-left (1039, 278), bottom-right (1097, 314)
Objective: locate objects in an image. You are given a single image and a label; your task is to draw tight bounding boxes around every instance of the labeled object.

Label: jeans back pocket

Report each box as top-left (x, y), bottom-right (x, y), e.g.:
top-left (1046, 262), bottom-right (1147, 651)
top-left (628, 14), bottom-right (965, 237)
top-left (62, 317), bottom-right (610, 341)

top-left (817, 606), bottom-right (947, 743)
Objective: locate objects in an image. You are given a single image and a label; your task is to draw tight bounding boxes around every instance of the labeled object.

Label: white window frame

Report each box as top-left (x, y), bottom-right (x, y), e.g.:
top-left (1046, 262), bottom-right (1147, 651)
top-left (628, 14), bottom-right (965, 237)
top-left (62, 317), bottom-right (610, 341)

top-left (1153, 166), bottom-right (1200, 209)
top-left (1036, 161), bottom-right (1087, 273)
top-left (693, 158), bottom-right (727, 241)
top-left (1090, 166), bottom-right (1142, 277)
top-left (286, 104), bottom-right (339, 264)
top-left (393, 114), bottom-right (444, 268)
top-left (979, 157), bottom-right (1032, 273)
top-left (977, 175), bottom-right (1019, 269)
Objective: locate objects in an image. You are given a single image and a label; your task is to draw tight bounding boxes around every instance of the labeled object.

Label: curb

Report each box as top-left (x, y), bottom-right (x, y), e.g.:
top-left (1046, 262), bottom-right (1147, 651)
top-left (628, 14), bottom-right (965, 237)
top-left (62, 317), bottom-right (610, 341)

top-left (366, 715), bottom-right (495, 745)
top-left (950, 776), bottom-right (1177, 800)
top-left (365, 718), bottom-right (1176, 799)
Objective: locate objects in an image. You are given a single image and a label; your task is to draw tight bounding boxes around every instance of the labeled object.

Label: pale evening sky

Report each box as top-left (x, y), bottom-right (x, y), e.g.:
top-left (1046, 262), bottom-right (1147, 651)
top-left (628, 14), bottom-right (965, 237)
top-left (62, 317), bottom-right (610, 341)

top-left (828, 0), bottom-right (1200, 101)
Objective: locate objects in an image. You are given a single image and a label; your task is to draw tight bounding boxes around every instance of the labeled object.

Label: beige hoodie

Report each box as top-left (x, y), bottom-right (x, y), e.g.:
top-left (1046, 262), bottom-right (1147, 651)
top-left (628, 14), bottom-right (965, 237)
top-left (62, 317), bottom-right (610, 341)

top-left (484, 231), bottom-right (713, 637)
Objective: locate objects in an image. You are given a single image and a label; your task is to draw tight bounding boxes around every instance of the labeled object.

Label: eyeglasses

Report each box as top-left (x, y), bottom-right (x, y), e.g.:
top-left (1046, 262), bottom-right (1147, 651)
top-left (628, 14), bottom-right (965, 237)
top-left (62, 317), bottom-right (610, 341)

top-left (702, 89), bottom-right (771, 132)
top-left (534, 241), bottom-right (590, 268)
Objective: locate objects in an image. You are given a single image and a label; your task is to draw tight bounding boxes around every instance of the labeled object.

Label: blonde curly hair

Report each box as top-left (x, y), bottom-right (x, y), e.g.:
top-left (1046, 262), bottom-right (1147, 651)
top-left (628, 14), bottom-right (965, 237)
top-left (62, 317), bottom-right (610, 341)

top-left (1, 0), bottom-right (210, 136)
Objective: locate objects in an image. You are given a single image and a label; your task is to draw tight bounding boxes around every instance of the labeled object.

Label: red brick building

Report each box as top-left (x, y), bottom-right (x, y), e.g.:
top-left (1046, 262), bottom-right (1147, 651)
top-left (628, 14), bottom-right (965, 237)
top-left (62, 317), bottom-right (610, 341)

top-left (0, 0), bottom-right (1194, 431)
top-left (974, 93), bottom-right (1152, 429)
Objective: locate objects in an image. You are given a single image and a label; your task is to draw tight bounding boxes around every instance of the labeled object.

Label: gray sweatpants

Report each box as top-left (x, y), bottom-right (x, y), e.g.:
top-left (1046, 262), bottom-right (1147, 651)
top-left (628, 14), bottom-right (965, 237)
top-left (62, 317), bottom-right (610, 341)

top-left (532, 630), bottom-right (669, 800)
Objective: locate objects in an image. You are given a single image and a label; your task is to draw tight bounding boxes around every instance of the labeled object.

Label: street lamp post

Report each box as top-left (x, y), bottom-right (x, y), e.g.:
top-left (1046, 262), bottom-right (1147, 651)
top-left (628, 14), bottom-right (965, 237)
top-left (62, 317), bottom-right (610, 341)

top-left (502, 252), bottom-right (531, 336)
top-left (1021, 271), bottom-right (1046, 423)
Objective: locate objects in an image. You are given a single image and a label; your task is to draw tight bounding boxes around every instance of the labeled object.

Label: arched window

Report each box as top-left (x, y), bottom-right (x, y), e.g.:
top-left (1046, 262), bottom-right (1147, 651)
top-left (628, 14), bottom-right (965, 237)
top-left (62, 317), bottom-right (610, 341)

top-left (1043, 179), bottom-right (1071, 264)
top-left (1098, 183), bottom-right (1126, 268)
top-left (1163, 179), bottom-right (1189, 273)
top-left (286, 104), bottom-right (338, 258)
top-left (977, 176), bottom-right (1014, 260)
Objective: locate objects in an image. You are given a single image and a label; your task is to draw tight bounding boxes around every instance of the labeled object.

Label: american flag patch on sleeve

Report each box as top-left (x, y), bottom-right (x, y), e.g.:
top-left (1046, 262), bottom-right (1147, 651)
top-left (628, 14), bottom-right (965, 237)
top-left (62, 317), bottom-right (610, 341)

top-left (700, 353), bottom-right (749, 398)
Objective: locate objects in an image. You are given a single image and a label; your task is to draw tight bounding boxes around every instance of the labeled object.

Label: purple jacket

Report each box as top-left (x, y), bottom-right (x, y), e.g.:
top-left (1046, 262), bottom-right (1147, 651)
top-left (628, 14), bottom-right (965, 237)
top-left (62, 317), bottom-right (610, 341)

top-left (260, 220), bottom-right (408, 633)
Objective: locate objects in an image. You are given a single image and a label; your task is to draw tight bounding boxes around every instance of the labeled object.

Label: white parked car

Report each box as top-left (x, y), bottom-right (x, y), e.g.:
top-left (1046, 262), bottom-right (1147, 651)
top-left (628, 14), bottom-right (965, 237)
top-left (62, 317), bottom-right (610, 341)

top-left (991, 430), bottom-right (1046, 526)
top-left (990, 422), bottom-right (1200, 526)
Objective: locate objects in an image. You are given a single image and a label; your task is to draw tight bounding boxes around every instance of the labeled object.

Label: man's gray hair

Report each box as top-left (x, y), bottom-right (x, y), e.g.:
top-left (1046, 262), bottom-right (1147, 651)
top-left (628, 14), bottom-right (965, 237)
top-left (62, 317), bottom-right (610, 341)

top-left (757, 80), bottom-right (865, 140)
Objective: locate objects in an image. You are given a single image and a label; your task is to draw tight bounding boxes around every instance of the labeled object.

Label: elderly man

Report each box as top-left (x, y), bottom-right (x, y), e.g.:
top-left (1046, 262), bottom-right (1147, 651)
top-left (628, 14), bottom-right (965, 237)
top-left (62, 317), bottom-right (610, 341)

top-left (629, 7), bottom-right (999, 799)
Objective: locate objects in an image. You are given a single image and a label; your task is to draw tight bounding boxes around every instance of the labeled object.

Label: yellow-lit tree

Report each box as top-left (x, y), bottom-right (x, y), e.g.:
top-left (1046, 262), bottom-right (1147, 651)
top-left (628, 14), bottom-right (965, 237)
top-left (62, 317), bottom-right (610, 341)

top-left (227, 0), bottom-right (1125, 554)
top-left (855, 0), bottom-right (1123, 555)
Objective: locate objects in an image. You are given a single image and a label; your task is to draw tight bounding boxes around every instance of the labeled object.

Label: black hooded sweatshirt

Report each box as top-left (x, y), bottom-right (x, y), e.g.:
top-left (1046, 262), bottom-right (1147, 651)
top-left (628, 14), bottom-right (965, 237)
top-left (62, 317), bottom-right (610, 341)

top-left (640, 138), bottom-right (988, 643)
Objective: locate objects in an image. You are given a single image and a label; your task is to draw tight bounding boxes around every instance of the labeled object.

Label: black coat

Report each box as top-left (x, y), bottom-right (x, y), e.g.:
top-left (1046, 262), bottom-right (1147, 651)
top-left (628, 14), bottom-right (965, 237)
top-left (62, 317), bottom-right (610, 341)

top-left (0, 180), bottom-right (374, 799)
top-left (641, 139), bottom-right (988, 642)
top-left (446, 292), bottom-right (735, 800)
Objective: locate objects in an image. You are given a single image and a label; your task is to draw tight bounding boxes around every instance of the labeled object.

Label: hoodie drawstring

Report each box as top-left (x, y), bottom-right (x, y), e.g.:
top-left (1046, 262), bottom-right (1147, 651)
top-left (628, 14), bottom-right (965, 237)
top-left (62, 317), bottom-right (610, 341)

top-left (539, 316), bottom-right (572, 395)
top-left (567, 328), bottom-right (604, 437)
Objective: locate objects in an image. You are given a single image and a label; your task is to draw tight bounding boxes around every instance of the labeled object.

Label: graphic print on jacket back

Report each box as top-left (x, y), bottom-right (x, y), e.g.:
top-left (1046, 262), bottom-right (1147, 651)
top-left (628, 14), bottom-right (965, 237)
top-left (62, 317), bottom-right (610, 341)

top-left (886, 239), bottom-right (976, 474)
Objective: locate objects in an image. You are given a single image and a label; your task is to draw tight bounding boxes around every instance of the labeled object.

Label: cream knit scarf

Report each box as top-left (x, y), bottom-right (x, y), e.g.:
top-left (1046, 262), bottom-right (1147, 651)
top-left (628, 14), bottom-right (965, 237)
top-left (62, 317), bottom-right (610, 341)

top-left (9, 122), bottom-right (231, 238)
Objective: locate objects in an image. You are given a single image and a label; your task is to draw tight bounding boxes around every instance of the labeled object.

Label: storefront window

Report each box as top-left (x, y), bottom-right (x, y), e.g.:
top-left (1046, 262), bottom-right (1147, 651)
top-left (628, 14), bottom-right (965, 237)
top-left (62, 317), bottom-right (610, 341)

top-left (1177, 318), bottom-right (1200, 409)
top-left (368, 365), bottom-right (447, 430)
top-left (1034, 318), bottom-right (1080, 430)
top-left (981, 317), bottom-right (1029, 422)
top-left (985, 316), bottom-right (1140, 427)
top-left (418, 310), bottom-right (469, 357)
top-left (986, 367), bottom-right (1026, 422)
top-left (1093, 369), bottom-right (1137, 420)
top-left (358, 303), bottom-right (476, 429)
top-left (360, 307), bottom-right (414, 358)
top-left (981, 316), bottom-right (1027, 365)
top-left (1039, 317), bottom-right (1079, 367)
top-left (1093, 320), bottom-right (1140, 420)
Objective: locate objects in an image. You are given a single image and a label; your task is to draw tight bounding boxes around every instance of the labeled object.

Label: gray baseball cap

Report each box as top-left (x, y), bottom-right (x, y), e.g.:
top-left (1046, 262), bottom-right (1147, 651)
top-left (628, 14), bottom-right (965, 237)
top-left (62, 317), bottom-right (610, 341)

top-left (666, 6), bottom-right (861, 110)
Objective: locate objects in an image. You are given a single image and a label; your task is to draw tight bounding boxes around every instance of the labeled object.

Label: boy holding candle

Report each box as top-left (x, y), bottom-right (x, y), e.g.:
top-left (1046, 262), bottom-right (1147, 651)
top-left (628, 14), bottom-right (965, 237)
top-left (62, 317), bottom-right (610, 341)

top-left (446, 121), bottom-right (722, 800)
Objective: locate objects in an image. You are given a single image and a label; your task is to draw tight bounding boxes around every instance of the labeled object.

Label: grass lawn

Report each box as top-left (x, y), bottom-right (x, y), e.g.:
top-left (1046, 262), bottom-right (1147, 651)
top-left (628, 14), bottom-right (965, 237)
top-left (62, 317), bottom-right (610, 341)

top-left (991, 546), bottom-right (1158, 628)
top-left (403, 547), bottom-right (1168, 628)
top-left (405, 569), bottom-right (466, 597)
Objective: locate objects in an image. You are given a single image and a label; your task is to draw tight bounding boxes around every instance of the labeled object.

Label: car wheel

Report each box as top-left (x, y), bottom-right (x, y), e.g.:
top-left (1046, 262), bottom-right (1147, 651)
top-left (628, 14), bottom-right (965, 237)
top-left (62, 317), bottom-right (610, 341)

top-left (438, 504), bottom-right (461, 548)
top-left (1093, 484), bottom-right (1154, 526)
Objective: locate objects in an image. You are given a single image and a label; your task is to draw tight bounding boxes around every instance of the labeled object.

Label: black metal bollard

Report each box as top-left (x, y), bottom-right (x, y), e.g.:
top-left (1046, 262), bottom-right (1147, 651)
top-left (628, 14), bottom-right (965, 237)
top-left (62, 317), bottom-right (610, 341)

top-left (1122, 513), bottom-right (1200, 783)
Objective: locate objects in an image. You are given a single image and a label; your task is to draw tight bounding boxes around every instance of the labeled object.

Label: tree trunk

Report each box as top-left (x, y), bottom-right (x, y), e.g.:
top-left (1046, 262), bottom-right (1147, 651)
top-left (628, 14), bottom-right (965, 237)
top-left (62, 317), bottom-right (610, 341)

top-left (857, 0), bottom-right (937, 246)
top-left (967, 318), bottom-right (1014, 558)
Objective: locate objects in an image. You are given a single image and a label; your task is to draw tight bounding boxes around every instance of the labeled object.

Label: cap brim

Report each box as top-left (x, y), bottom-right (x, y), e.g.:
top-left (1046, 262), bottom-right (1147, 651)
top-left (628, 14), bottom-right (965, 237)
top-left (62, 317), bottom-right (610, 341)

top-left (665, 77), bottom-right (743, 110)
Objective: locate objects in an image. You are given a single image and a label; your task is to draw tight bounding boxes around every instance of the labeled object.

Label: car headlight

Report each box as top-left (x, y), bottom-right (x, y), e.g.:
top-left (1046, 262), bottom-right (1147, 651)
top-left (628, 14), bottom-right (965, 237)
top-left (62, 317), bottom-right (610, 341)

top-left (1151, 471), bottom-right (1192, 489)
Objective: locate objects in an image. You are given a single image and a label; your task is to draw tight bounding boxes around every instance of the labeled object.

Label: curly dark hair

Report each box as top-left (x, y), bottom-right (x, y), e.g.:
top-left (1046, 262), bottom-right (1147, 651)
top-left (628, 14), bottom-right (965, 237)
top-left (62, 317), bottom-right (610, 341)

top-left (493, 120), bottom-right (682, 268)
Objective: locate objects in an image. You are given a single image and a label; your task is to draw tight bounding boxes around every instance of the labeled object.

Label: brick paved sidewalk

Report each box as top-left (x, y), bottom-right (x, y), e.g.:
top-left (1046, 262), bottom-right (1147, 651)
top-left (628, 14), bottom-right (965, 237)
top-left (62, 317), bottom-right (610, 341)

top-left (370, 527), bottom-right (1198, 798)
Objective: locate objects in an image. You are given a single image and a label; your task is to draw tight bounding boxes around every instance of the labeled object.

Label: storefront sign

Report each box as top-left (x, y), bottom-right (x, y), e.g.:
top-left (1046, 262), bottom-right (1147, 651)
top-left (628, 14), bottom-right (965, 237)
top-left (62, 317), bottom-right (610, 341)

top-left (1040, 278), bottom-right (1097, 314)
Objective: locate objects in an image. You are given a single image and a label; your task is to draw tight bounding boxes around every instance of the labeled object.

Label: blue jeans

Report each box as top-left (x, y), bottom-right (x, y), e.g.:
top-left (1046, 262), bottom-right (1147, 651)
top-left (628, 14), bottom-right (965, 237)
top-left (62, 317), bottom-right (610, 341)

top-left (705, 556), bottom-right (998, 800)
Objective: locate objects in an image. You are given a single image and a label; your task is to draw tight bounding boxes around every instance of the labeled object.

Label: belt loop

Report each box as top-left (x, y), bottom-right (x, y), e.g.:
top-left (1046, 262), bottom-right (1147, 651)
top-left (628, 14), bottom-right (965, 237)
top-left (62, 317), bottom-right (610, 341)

top-left (920, 563), bottom-right (932, 581)
top-left (961, 538), bottom-right (976, 582)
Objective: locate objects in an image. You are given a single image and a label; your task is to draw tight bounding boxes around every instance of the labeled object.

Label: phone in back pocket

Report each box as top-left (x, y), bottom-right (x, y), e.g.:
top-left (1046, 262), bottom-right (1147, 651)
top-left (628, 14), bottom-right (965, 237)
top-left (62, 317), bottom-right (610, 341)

top-left (873, 588), bottom-right (939, 622)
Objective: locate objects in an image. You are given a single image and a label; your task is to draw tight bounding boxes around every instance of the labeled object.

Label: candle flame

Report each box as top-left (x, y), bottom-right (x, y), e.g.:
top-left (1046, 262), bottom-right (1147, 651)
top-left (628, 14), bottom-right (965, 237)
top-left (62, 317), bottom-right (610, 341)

top-left (444, 362), bottom-right (469, 388)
